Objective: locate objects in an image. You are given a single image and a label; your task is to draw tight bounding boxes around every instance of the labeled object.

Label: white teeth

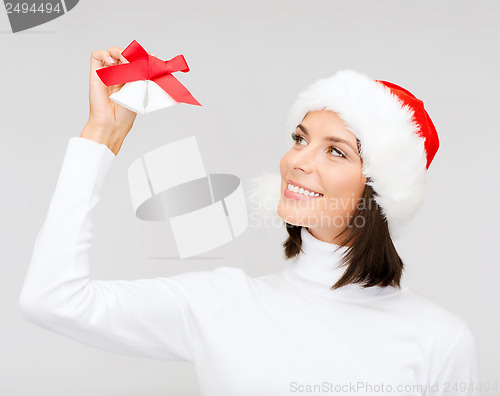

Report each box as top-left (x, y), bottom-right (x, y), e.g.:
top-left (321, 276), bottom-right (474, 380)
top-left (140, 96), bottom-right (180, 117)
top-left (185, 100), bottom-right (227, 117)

top-left (287, 183), bottom-right (323, 197)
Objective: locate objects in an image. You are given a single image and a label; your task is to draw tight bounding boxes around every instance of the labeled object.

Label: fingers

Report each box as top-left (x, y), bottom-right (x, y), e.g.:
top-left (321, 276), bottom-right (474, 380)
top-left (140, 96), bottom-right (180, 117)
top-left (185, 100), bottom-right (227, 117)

top-left (106, 46), bottom-right (156, 63)
top-left (90, 49), bottom-right (116, 75)
top-left (90, 46), bottom-right (158, 76)
top-left (107, 46), bottom-right (127, 64)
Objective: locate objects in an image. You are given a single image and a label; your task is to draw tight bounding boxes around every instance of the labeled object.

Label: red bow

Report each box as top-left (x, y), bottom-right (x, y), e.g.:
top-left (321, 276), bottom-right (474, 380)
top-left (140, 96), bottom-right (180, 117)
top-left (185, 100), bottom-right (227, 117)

top-left (96, 40), bottom-right (201, 106)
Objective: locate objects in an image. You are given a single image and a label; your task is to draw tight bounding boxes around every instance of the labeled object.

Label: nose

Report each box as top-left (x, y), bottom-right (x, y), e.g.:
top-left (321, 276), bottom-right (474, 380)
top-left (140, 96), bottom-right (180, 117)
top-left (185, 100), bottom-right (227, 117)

top-left (289, 146), bottom-right (316, 174)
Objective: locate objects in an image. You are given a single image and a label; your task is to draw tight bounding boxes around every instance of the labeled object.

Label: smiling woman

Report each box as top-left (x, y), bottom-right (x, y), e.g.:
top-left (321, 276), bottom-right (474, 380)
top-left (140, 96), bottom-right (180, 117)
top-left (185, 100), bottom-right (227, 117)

top-left (19, 58), bottom-right (479, 396)
top-left (278, 109), bottom-right (401, 289)
top-left (279, 110), bottom-right (366, 237)
top-left (271, 70), bottom-right (440, 290)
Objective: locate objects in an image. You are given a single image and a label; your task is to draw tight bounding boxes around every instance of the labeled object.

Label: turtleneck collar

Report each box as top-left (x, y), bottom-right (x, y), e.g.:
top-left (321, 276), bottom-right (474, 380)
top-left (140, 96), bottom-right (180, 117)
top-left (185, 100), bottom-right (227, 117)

top-left (283, 227), bottom-right (408, 301)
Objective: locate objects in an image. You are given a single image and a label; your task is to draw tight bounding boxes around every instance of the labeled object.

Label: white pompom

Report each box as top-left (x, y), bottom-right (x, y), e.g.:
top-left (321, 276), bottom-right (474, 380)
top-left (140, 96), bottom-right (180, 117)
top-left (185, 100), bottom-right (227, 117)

top-left (245, 172), bottom-right (282, 222)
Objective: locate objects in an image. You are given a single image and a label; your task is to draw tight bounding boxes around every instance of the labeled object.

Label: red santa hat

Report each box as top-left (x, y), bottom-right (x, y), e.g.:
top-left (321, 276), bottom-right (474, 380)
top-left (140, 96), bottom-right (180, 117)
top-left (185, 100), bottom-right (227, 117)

top-left (247, 69), bottom-right (439, 239)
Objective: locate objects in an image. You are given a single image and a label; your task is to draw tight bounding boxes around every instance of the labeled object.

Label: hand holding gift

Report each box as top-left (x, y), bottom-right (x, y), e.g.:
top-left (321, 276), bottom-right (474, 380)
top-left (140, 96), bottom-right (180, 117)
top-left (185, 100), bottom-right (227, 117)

top-left (81, 41), bottom-right (201, 155)
top-left (81, 45), bottom-right (138, 155)
top-left (96, 40), bottom-right (201, 115)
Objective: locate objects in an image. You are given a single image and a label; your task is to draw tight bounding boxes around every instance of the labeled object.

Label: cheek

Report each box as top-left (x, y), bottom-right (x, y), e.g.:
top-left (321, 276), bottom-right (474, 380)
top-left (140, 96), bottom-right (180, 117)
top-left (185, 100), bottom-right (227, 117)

top-left (326, 171), bottom-right (355, 193)
top-left (323, 169), bottom-right (365, 209)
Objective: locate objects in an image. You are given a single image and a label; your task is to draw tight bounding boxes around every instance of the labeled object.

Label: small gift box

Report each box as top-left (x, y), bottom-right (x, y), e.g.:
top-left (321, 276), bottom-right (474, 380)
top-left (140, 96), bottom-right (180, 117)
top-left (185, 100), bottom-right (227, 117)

top-left (96, 40), bottom-right (201, 114)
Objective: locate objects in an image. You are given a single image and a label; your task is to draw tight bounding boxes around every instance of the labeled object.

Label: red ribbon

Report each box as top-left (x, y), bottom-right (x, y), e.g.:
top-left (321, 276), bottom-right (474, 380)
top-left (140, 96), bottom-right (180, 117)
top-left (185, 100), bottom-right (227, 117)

top-left (96, 40), bottom-right (201, 106)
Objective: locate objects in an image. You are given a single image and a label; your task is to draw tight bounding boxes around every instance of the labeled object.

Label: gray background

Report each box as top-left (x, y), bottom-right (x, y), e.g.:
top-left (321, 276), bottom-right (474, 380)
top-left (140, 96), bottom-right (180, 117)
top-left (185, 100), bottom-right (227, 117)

top-left (1, 0), bottom-right (499, 395)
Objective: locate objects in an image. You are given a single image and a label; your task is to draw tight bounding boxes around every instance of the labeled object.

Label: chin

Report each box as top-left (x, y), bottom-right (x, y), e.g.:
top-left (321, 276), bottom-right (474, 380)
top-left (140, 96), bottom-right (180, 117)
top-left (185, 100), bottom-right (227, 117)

top-left (278, 214), bottom-right (302, 227)
top-left (277, 201), bottom-right (310, 227)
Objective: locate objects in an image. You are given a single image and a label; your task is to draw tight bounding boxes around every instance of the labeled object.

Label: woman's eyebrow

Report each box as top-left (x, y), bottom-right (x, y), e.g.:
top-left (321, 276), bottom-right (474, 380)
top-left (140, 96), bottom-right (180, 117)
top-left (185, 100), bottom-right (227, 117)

top-left (297, 124), bottom-right (359, 155)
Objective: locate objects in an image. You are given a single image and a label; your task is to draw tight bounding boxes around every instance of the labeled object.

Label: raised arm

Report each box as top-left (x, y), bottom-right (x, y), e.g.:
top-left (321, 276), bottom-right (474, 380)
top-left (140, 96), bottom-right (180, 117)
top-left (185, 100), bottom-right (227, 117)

top-left (18, 46), bottom-right (235, 363)
top-left (18, 136), bottom-right (198, 361)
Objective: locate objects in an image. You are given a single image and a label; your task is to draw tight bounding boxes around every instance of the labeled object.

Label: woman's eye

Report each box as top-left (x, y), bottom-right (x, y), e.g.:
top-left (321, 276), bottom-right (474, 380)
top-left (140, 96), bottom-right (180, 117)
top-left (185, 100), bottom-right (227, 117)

top-left (328, 146), bottom-right (346, 158)
top-left (291, 132), bottom-right (345, 158)
top-left (291, 132), bottom-right (306, 145)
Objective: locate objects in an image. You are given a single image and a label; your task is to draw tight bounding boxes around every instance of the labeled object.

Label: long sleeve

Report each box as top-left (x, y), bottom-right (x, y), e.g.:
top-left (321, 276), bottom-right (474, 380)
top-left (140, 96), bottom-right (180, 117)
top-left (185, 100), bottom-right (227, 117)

top-left (429, 323), bottom-right (481, 396)
top-left (18, 137), bottom-right (234, 363)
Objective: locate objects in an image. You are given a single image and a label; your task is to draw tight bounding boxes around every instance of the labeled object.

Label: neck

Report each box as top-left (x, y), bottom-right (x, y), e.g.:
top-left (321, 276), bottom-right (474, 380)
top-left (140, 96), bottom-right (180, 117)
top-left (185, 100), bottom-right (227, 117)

top-left (306, 226), bottom-right (349, 246)
top-left (284, 227), bottom-right (407, 301)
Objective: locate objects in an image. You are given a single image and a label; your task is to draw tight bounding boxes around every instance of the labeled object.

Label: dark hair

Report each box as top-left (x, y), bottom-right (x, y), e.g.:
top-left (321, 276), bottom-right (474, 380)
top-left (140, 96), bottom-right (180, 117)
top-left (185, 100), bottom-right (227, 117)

top-left (281, 179), bottom-right (404, 290)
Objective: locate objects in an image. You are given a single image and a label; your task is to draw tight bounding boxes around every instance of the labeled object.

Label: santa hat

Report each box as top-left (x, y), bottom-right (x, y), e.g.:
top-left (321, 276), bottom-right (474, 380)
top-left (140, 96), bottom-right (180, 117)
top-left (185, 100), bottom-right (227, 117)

top-left (247, 69), bottom-right (439, 240)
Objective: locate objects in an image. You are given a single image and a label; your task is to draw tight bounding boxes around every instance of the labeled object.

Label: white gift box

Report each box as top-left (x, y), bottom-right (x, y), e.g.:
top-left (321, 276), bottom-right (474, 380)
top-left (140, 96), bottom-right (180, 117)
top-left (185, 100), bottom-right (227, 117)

top-left (109, 80), bottom-right (178, 114)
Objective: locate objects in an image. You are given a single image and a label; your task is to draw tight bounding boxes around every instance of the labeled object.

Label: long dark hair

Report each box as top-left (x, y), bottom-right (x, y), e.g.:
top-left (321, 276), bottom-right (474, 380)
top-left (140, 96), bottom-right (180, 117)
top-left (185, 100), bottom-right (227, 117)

top-left (282, 179), bottom-right (404, 290)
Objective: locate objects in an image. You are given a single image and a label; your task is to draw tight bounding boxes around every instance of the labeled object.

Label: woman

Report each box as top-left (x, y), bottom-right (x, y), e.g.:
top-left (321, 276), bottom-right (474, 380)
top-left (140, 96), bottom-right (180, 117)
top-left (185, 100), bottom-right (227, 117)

top-left (19, 46), bottom-right (480, 395)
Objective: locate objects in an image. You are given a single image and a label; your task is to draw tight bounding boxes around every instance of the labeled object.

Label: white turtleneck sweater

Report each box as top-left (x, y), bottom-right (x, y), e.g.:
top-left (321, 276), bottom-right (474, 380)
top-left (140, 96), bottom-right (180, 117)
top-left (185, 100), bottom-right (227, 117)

top-left (19, 137), bottom-right (481, 396)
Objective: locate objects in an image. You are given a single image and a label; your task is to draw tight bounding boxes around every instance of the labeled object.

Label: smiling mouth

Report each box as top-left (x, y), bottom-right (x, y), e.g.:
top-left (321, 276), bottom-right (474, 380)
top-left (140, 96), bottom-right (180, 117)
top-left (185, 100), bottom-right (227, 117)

top-left (286, 181), bottom-right (324, 198)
